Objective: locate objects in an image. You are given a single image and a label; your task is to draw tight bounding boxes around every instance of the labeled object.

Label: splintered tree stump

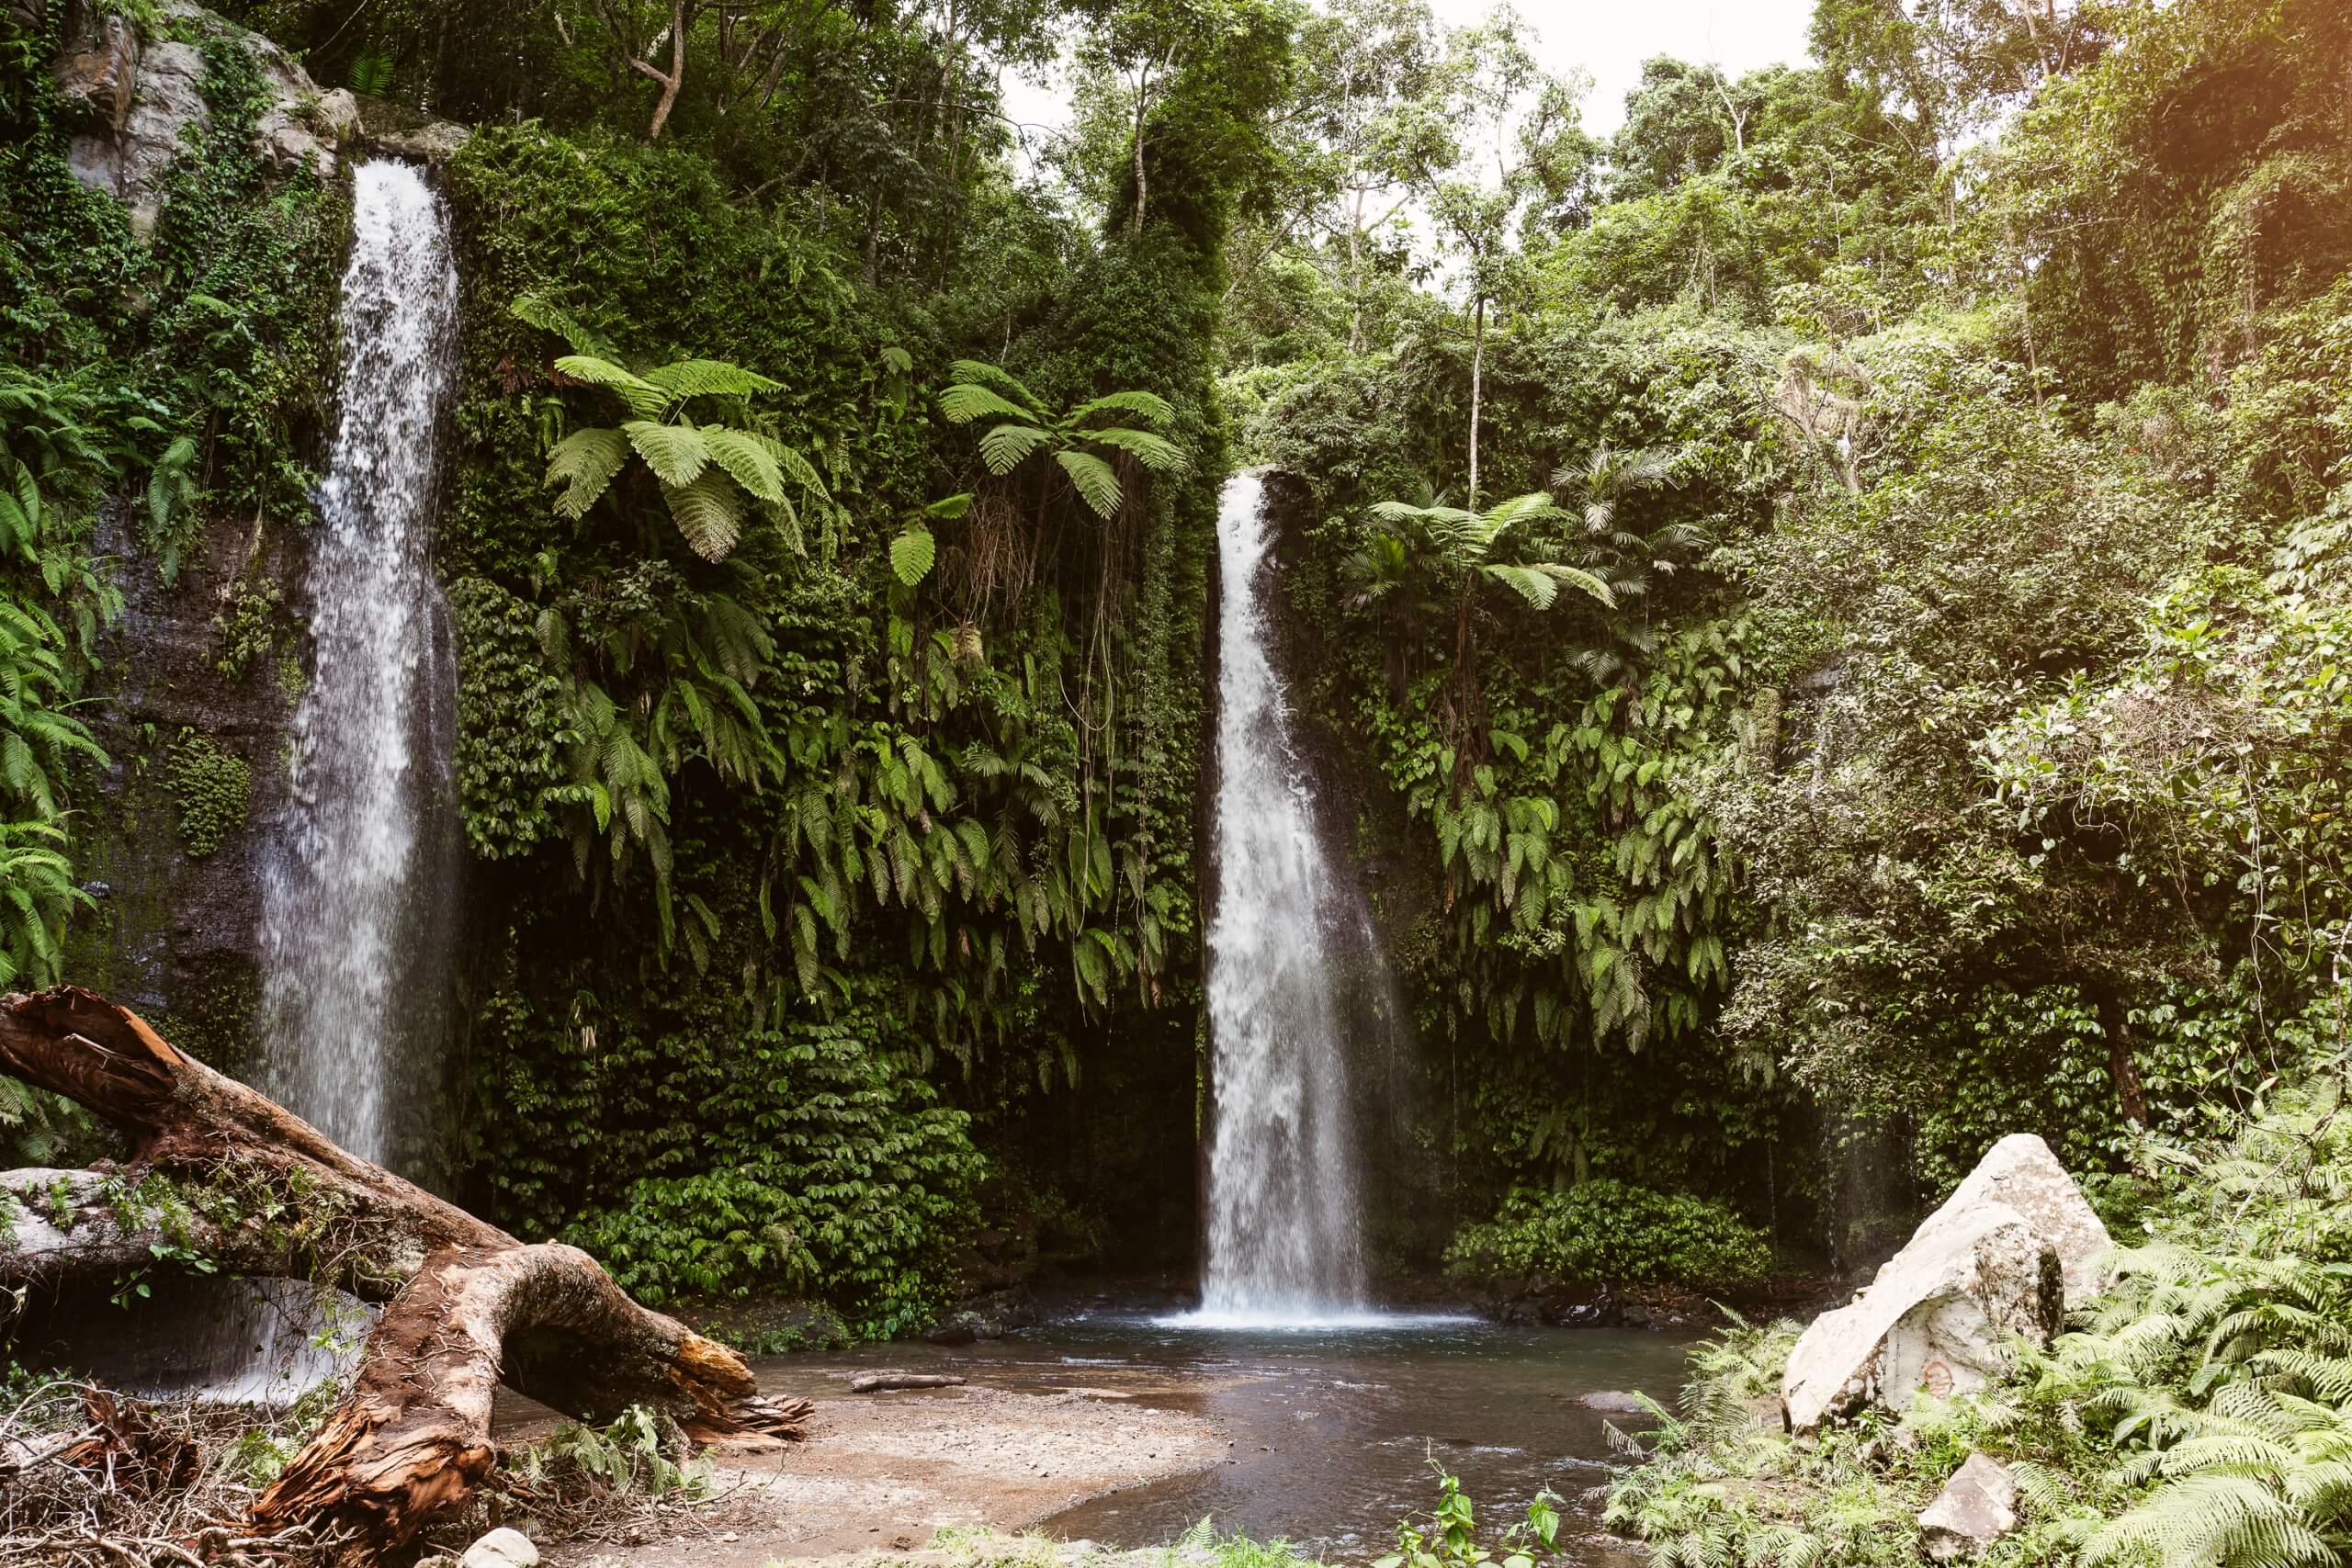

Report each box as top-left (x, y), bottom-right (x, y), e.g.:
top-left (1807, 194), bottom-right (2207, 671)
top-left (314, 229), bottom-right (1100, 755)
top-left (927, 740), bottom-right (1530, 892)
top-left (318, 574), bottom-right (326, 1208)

top-left (0, 986), bottom-right (811, 1555)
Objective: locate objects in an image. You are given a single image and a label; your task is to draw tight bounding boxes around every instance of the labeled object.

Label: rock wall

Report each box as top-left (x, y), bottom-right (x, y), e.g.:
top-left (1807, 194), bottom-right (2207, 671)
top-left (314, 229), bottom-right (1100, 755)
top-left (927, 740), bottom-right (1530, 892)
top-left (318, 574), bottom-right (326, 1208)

top-left (66, 503), bottom-right (307, 1086)
top-left (48, 0), bottom-right (472, 1108)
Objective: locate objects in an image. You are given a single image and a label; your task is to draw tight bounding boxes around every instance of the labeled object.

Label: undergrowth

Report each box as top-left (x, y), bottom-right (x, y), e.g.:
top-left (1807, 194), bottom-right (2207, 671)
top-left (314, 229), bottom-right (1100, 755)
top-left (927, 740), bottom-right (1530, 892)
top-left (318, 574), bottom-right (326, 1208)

top-left (1607, 1062), bottom-right (2352, 1567)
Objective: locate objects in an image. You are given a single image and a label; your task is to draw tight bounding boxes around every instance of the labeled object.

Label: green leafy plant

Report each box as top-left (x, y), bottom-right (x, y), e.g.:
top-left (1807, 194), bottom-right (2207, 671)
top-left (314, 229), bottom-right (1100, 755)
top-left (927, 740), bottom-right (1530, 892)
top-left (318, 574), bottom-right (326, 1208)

top-left (936, 358), bottom-right (1189, 519)
top-left (164, 728), bottom-right (251, 858)
top-left (1445, 1179), bottom-right (1772, 1290)
top-left (1378, 1461), bottom-right (1562, 1568)
top-left (521, 302), bottom-right (831, 563)
top-left (0, 820), bottom-right (90, 989)
top-left (347, 45), bottom-right (394, 97)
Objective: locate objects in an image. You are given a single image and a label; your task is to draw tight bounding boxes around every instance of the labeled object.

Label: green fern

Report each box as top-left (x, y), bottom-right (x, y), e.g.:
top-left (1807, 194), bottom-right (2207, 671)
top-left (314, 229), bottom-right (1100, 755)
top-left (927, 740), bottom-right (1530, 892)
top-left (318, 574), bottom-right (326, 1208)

top-left (936, 358), bottom-right (1188, 521)
top-left (514, 305), bottom-right (829, 562)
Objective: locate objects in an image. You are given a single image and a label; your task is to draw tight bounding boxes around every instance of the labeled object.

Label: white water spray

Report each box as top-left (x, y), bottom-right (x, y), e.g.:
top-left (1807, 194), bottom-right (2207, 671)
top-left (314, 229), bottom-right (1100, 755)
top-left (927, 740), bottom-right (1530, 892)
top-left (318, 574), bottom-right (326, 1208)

top-left (259, 160), bottom-right (460, 1166)
top-left (1193, 471), bottom-right (1371, 1324)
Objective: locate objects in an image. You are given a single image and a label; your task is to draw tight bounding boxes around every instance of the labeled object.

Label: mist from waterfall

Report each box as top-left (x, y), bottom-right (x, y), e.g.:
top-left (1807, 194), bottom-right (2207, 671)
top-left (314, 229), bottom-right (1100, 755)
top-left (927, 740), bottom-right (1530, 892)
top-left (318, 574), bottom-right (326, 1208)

top-left (258, 159), bottom-right (461, 1168)
top-left (1194, 471), bottom-right (1372, 1323)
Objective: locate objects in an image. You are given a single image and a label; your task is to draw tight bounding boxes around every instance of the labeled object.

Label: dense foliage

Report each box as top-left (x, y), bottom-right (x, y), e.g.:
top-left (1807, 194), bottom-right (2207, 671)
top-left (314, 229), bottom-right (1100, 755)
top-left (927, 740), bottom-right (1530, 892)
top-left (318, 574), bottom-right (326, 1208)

top-left (1444, 1180), bottom-right (1771, 1292)
top-left (6, 0), bottom-right (2351, 1419)
top-left (1608, 1066), bottom-right (2352, 1566)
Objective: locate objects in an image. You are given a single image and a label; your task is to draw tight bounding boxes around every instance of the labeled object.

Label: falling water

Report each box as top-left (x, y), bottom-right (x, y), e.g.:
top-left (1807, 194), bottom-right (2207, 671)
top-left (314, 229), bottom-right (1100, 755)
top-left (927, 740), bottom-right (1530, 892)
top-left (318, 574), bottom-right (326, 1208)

top-left (259, 159), bottom-right (461, 1167)
top-left (1194, 471), bottom-right (1372, 1323)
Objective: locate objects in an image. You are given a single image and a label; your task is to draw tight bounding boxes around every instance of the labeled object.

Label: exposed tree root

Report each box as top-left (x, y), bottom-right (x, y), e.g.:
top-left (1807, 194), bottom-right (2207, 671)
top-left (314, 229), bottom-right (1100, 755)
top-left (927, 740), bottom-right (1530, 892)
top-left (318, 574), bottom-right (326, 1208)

top-left (0, 987), bottom-right (811, 1558)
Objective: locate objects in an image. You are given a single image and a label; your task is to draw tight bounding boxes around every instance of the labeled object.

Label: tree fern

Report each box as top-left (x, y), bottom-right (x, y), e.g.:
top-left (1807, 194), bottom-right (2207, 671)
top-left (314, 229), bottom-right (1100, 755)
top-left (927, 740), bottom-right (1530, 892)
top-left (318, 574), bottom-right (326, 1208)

top-left (517, 308), bottom-right (827, 561)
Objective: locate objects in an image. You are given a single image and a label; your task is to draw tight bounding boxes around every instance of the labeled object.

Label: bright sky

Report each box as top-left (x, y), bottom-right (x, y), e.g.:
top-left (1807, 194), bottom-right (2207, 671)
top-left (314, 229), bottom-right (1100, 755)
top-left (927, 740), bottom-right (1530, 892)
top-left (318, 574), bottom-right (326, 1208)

top-left (1458, 0), bottom-right (1818, 134)
top-left (998, 0), bottom-right (1818, 152)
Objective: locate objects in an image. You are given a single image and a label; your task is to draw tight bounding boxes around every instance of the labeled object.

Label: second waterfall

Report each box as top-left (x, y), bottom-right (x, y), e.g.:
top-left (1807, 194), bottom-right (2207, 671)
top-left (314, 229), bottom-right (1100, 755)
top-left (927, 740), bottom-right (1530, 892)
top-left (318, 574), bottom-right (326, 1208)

top-left (1196, 471), bottom-right (1373, 1322)
top-left (259, 159), bottom-right (462, 1170)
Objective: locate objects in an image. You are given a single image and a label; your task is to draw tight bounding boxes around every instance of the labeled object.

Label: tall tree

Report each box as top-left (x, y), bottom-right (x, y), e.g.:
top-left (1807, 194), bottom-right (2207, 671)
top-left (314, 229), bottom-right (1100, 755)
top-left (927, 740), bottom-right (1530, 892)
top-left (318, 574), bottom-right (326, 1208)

top-left (1292, 0), bottom-right (1455, 351)
top-left (1424, 6), bottom-right (1580, 504)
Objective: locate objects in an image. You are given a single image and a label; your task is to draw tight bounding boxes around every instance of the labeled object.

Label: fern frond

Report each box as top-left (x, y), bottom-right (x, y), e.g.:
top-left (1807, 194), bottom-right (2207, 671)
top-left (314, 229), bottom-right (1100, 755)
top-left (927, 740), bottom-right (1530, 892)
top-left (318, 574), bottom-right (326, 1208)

top-left (662, 474), bottom-right (745, 561)
top-left (624, 421), bottom-right (712, 489)
top-left (556, 355), bottom-right (669, 420)
top-left (1057, 450), bottom-right (1123, 517)
top-left (546, 427), bottom-right (630, 519)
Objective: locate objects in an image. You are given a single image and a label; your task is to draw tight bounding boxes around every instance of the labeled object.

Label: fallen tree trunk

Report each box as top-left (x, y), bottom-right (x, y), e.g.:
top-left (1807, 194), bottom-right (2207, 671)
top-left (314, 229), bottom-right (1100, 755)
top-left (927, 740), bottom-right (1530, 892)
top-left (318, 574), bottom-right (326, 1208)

top-left (0, 987), bottom-right (809, 1556)
top-left (847, 1371), bottom-right (967, 1393)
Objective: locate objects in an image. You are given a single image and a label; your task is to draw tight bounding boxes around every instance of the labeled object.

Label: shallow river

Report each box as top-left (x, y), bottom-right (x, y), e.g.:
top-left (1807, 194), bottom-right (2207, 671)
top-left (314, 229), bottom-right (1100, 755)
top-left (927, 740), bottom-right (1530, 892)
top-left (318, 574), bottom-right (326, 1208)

top-left (765, 1309), bottom-right (1693, 1562)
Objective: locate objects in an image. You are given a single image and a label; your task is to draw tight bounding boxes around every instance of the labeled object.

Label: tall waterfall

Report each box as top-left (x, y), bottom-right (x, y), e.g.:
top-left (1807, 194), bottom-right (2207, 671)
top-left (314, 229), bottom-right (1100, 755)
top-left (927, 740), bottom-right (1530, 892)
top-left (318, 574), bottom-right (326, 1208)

top-left (258, 160), bottom-right (461, 1168)
top-left (1197, 471), bottom-right (1371, 1321)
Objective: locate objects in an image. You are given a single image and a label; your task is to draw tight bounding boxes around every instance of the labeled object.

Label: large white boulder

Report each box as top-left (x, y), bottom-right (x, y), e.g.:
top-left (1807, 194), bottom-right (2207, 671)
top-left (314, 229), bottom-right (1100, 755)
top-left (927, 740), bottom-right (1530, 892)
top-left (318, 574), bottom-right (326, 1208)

top-left (1942, 1133), bottom-right (2113, 1302)
top-left (1781, 1134), bottom-right (2109, 1434)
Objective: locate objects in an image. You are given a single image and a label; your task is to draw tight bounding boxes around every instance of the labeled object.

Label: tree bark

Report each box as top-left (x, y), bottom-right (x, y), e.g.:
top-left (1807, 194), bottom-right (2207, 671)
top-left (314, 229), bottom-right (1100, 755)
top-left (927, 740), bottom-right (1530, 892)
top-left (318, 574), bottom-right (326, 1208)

top-left (632, 0), bottom-right (687, 140)
top-left (1467, 293), bottom-right (1486, 509)
top-left (0, 987), bottom-right (808, 1559)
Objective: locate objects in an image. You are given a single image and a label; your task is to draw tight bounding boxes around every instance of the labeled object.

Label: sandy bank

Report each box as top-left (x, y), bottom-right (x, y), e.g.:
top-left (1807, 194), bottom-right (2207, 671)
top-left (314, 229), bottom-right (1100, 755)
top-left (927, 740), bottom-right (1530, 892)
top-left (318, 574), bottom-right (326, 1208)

top-left (536, 1367), bottom-right (1230, 1566)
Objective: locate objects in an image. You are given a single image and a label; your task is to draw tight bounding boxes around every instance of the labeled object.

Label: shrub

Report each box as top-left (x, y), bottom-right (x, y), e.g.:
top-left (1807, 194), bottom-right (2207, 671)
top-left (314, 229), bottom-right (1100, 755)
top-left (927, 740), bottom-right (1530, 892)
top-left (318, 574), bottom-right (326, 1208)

top-left (1444, 1180), bottom-right (1773, 1290)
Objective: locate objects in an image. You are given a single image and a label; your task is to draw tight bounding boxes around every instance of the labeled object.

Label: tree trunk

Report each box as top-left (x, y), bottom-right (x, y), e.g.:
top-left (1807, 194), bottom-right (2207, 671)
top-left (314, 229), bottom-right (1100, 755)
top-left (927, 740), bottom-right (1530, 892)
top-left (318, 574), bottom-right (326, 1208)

top-left (1347, 188), bottom-right (1365, 354)
top-left (634, 0), bottom-right (687, 140)
top-left (2091, 981), bottom-right (2149, 1130)
top-left (1468, 294), bottom-right (1486, 509)
top-left (1131, 74), bottom-right (1149, 239)
top-left (0, 987), bottom-right (808, 1559)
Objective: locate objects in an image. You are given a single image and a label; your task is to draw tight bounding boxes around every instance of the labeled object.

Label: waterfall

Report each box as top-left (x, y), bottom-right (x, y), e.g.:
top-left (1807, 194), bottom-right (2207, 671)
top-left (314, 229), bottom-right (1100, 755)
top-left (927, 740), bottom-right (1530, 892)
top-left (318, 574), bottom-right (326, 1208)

top-left (1195, 471), bottom-right (1372, 1322)
top-left (259, 158), bottom-right (461, 1168)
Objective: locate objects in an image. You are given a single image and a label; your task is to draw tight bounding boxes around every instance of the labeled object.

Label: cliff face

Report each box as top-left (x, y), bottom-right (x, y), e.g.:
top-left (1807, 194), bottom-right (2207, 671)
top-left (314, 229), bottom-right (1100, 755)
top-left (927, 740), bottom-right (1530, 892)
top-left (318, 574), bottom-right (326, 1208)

top-left (67, 504), bottom-right (308, 1086)
top-left (48, 0), bottom-right (470, 1131)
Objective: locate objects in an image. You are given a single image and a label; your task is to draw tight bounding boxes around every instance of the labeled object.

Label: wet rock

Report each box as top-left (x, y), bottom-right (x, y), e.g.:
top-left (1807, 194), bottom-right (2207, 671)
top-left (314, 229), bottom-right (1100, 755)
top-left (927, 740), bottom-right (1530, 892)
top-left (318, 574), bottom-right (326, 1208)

top-left (1917, 1452), bottom-right (2018, 1562)
top-left (1619, 1302), bottom-right (1653, 1328)
top-left (311, 86), bottom-right (362, 142)
top-left (53, 0), bottom-right (337, 236)
top-left (459, 1527), bottom-right (539, 1568)
top-left (1575, 1390), bottom-right (1650, 1414)
top-left (925, 1311), bottom-right (981, 1346)
top-left (1781, 1136), bottom-right (2111, 1434)
top-left (358, 97), bottom-right (471, 163)
top-left (53, 4), bottom-right (140, 132)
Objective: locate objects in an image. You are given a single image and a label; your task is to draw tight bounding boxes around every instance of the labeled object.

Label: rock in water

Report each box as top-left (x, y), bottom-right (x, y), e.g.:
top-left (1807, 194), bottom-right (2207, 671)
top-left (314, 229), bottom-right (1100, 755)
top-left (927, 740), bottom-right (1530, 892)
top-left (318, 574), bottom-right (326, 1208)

top-left (1782, 1134), bottom-right (2108, 1433)
top-left (1917, 1452), bottom-right (2019, 1561)
top-left (460, 1528), bottom-right (540, 1568)
top-left (1575, 1390), bottom-right (1651, 1414)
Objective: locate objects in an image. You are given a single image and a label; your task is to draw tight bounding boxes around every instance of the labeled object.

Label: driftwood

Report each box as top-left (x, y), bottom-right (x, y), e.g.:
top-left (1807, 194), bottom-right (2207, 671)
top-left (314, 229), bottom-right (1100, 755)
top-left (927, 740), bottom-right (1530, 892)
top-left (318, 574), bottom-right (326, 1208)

top-left (846, 1371), bottom-right (967, 1393)
top-left (0, 987), bottom-right (810, 1556)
